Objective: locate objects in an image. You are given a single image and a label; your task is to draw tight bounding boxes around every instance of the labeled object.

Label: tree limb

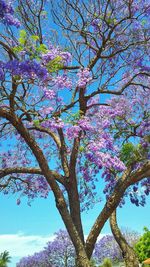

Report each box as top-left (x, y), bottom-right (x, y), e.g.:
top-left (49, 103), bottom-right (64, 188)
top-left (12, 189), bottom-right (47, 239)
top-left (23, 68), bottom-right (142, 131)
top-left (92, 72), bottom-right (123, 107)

top-left (85, 161), bottom-right (150, 258)
top-left (0, 167), bottom-right (65, 185)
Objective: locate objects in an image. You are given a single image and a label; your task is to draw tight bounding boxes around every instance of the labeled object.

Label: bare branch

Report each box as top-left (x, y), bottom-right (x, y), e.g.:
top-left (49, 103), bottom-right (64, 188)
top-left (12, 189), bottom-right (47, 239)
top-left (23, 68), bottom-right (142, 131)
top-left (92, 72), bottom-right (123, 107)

top-left (0, 167), bottom-right (65, 185)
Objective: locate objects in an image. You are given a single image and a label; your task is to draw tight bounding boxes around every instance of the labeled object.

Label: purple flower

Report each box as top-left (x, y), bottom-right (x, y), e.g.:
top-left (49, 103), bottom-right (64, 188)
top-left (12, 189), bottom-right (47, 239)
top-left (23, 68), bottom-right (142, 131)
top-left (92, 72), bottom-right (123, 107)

top-left (77, 68), bottom-right (91, 88)
top-left (0, 0), bottom-right (21, 27)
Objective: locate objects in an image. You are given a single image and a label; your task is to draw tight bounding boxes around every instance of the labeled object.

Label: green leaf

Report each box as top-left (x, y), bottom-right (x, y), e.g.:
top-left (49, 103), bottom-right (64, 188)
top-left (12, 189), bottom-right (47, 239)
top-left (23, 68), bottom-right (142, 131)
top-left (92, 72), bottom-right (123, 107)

top-left (36, 44), bottom-right (48, 53)
top-left (18, 30), bottom-right (27, 45)
top-left (12, 45), bottom-right (23, 53)
top-left (33, 120), bottom-right (40, 126)
top-left (141, 19), bottom-right (146, 25)
top-left (20, 30), bottom-right (27, 38)
top-left (18, 37), bottom-right (26, 45)
top-left (134, 227), bottom-right (150, 262)
top-left (120, 143), bottom-right (136, 165)
top-left (79, 146), bottom-right (84, 152)
top-left (46, 56), bottom-right (63, 72)
top-left (31, 35), bottom-right (39, 41)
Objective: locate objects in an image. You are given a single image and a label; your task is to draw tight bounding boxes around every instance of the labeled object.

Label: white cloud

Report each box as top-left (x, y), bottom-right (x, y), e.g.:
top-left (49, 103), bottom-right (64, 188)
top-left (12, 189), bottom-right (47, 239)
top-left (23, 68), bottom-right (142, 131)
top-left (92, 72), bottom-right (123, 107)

top-left (0, 233), bottom-right (55, 257)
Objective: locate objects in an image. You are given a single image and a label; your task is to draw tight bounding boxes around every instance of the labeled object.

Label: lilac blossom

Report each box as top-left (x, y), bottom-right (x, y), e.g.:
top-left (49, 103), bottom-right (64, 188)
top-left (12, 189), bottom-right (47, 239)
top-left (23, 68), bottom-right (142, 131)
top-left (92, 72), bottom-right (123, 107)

top-left (94, 230), bottom-right (140, 265)
top-left (0, 0), bottom-right (21, 27)
top-left (77, 68), bottom-right (91, 88)
top-left (16, 230), bottom-right (75, 267)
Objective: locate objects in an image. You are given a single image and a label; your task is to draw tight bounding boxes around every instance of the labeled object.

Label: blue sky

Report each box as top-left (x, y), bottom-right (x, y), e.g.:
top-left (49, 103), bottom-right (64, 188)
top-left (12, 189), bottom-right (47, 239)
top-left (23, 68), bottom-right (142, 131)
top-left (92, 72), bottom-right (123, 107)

top-left (0, 191), bottom-right (150, 267)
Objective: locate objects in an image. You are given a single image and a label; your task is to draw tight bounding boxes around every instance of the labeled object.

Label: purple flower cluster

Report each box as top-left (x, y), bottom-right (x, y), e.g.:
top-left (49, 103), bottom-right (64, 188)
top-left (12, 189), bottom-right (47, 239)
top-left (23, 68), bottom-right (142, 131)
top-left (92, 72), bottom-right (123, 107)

top-left (42, 87), bottom-right (56, 100)
top-left (0, 0), bottom-right (21, 27)
top-left (91, 18), bottom-right (101, 32)
top-left (17, 230), bottom-right (75, 267)
top-left (41, 117), bottom-right (65, 130)
top-left (94, 230), bottom-right (140, 265)
top-left (53, 75), bottom-right (72, 89)
top-left (2, 171), bottom-right (50, 205)
top-left (94, 235), bottom-right (122, 263)
top-left (42, 49), bottom-right (72, 66)
top-left (3, 59), bottom-right (48, 81)
top-left (86, 145), bottom-right (126, 171)
top-left (66, 125), bottom-right (81, 139)
top-left (77, 68), bottom-right (91, 88)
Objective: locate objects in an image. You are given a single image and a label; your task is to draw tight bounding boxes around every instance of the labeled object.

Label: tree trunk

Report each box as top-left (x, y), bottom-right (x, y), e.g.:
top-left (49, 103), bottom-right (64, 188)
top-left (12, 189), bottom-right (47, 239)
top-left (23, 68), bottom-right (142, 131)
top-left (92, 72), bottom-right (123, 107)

top-left (68, 186), bottom-right (85, 244)
top-left (75, 253), bottom-right (91, 267)
top-left (109, 209), bottom-right (139, 267)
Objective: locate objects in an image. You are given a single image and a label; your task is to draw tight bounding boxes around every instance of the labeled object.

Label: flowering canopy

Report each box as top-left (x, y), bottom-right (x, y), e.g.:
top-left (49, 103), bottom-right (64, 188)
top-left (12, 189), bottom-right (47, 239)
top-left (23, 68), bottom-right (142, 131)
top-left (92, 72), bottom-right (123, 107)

top-left (17, 230), bottom-right (75, 267)
top-left (0, 0), bottom-right (20, 27)
top-left (0, 0), bottom-right (150, 265)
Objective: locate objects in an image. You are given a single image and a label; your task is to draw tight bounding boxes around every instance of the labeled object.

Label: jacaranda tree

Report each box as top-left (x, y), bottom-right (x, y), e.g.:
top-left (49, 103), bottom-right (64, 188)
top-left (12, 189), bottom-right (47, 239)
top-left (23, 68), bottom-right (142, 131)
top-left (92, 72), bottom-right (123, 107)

top-left (17, 230), bottom-right (75, 267)
top-left (0, 1), bottom-right (150, 266)
top-left (94, 227), bottom-right (140, 265)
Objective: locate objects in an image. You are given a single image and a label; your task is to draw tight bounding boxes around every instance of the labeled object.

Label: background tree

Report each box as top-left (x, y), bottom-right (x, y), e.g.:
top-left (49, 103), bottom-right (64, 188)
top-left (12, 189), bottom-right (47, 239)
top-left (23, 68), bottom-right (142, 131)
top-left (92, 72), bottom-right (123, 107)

top-left (94, 234), bottom-right (122, 264)
top-left (94, 228), bottom-right (139, 266)
top-left (0, 1), bottom-right (150, 267)
top-left (0, 251), bottom-right (11, 267)
top-left (17, 229), bottom-right (75, 267)
top-left (134, 227), bottom-right (150, 263)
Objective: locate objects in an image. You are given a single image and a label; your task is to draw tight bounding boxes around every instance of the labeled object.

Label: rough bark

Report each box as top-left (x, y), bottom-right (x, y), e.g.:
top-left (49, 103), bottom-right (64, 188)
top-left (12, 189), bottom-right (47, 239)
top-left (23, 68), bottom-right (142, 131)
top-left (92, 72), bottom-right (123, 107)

top-left (75, 253), bottom-right (91, 267)
top-left (110, 209), bottom-right (139, 267)
top-left (67, 183), bottom-right (85, 244)
top-left (68, 132), bottom-right (85, 243)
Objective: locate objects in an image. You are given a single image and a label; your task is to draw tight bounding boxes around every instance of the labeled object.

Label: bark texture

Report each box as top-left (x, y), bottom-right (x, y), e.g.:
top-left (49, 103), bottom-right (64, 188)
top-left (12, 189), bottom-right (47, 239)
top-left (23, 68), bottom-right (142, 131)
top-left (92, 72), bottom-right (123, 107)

top-left (75, 253), bottom-right (91, 267)
top-left (110, 209), bottom-right (139, 267)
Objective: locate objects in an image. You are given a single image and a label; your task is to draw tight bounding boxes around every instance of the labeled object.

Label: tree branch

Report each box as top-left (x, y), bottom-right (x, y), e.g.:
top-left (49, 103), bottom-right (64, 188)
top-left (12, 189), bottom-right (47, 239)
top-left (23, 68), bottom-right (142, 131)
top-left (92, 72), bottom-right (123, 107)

top-left (0, 167), bottom-right (65, 185)
top-left (85, 161), bottom-right (150, 258)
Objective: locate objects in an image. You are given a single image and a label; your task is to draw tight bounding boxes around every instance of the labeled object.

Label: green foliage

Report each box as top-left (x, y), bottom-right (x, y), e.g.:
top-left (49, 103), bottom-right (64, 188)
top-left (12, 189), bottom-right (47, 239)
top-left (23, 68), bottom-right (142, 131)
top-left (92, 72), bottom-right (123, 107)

top-left (0, 251), bottom-right (11, 267)
top-left (79, 146), bottom-right (84, 152)
top-left (46, 56), bottom-right (63, 72)
top-left (33, 120), bottom-right (40, 127)
top-left (31, 35), bottom-right (39, 41)
top-left (134, 227), bottom-right (150, 262)
top-left (120, 142), bottom-right (147, 166)
top-left (120, 143), bottom-right (136, 165)
top-left (99, 258), bottom-right (113, 267)
top-left (36, 44), bottom-right (47, 53)
top-left (90, 258), bottom-right (97, 266)
top-left (18, 30), bottom-right (27, 45)
top-left (12, 45), bottom-right (24, 54)
top-left (65, 111), bottom-right (83, 125)
top-left (13, 30), bottom-right (47, 58)
top-left (12, 30), bottom-right (64, 72)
